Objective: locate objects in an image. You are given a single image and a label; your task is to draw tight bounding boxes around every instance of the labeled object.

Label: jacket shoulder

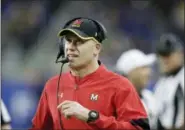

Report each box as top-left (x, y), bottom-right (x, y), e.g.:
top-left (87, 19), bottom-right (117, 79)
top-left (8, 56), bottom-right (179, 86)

top-left (44, 72), bottom-right (70, 90)
top-left (106, 71), bottom-right (134, 91)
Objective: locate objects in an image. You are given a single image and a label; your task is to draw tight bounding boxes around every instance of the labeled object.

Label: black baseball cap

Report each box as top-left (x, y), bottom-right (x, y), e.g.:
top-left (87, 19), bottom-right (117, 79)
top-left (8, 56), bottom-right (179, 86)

top-left (156, 33), bottom-right (184, 56)
top-left (58, 18), bottom-right (106, 43)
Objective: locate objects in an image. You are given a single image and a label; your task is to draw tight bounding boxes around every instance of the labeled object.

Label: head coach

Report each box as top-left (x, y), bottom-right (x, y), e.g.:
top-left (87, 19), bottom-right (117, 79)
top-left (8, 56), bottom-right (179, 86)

top-left (30, 17), bottom-right (150, 130)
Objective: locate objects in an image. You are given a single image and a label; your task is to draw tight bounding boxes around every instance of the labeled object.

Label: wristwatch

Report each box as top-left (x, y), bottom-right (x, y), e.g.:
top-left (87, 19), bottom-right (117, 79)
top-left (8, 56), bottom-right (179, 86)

top-left (87, 110), bottom-right (99, 123)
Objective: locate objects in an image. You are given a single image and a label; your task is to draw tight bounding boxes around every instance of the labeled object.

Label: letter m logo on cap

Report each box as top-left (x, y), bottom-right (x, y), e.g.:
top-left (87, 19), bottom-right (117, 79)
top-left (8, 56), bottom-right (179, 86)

top-left (72, 19), bottom-right (82, 27)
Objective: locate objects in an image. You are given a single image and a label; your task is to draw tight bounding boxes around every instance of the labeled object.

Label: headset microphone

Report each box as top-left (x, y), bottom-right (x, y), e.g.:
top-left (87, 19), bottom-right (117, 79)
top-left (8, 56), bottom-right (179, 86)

top-left (55, 37), bottom-right (69, 64)
top-left (61, 57), bottom-right (69, 64)
top-left (55, 53), bottom-right (69, 64)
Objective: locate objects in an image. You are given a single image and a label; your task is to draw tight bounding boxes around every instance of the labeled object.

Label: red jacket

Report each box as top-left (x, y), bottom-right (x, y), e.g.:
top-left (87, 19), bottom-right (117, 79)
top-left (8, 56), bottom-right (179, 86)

top-left (30, 64), bottom-right (150, 130)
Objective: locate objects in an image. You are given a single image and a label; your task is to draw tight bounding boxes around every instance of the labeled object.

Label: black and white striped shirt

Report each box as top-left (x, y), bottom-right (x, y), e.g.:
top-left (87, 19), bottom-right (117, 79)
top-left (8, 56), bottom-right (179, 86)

top-left (1, 99), bottom-right (11, 125)
top-left (154, 67), bottom-right (184, 129)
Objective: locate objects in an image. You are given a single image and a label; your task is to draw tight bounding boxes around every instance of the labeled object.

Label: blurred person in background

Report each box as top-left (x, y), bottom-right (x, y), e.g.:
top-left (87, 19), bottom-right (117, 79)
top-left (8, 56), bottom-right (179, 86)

top-left (154, 33), bottom-right (184, 130)
top-left (1, 99), bottom-right (12, 129)
top-left (30, 17), bottom-right (150, 130)
top-left (116, 49), bottom-right (158, 129)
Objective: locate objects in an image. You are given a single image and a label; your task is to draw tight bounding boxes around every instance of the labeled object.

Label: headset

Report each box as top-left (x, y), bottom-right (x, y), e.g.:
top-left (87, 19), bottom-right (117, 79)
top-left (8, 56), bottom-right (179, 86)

top-left (55, 17), bottom-right (107, 63)
top-left (55, 17), bottom-right (107, 130)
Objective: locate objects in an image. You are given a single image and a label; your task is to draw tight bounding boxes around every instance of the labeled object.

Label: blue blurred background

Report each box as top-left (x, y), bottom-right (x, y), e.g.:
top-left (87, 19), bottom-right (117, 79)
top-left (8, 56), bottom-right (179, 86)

top-left (1, 0), bottom-right (184, 128)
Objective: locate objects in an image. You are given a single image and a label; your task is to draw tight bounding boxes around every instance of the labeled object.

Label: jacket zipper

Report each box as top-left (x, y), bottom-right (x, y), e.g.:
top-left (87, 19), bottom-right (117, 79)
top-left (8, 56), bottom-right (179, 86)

top-left (74, 84), bottom-right (78, 90)
top-left (73, 84), bottom-right (78, 101)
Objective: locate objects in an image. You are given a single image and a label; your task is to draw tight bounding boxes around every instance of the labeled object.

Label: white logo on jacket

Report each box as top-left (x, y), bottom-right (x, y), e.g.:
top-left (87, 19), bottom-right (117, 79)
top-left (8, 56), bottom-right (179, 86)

top-left (90, 94), bottom-right (98, 101)
top-left (58, 93), bottom-right (63, 98)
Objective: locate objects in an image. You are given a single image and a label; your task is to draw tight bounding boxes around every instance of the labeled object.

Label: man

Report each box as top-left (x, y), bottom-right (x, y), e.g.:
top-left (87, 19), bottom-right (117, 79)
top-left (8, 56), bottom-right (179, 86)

top-left (154, 33), bottom-right (184, 130)
top-left (30, 17), bottom-right (150, 130)
top-left (1, 99), bottom-right (12, 129)
top-left (116, 49), bottom-right (158, 129)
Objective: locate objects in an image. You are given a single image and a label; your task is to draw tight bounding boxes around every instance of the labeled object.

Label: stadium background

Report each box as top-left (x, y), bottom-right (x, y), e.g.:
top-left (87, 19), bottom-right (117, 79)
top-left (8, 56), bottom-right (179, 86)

top-left (1, 0), bottom-right (184, 128)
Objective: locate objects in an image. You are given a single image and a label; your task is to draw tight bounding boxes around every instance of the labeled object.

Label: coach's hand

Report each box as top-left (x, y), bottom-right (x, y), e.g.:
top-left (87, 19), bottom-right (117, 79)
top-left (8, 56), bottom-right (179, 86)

top-left (57, 100), bottom-right (90, 122)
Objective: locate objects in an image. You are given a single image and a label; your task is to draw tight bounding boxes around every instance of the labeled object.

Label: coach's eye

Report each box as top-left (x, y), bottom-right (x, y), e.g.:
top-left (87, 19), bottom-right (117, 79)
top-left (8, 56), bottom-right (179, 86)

top-left (77, 41), bottom-right (83, 45)
top-left (74, 39), bottom-right (83, 45)
top-left (65, 37), bottom-right (72, 43)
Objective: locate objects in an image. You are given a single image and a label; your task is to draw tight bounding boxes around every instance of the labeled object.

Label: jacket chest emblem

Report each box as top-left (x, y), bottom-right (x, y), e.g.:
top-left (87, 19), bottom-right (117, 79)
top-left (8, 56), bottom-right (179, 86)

top-left (90, 93), bottom-right (98, 101)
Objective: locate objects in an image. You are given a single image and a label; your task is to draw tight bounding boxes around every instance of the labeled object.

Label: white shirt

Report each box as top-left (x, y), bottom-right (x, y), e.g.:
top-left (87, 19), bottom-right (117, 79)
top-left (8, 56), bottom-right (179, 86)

top-left (154, 67), bottom-right (184, 129)
top-left (141, 89), bottom-right (158, 129)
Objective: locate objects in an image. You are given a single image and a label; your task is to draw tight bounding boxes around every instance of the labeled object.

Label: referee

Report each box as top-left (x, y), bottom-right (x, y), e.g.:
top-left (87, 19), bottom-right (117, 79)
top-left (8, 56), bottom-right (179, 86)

top-left (154, 33), bottom-right (184, 130)
top-left (1, 99), bottom-right (11, 129)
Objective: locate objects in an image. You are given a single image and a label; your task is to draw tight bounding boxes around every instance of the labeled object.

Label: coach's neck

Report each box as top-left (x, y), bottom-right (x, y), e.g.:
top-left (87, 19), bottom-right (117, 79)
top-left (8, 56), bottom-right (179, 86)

top-left (70, 59), bottom-right (99, 78)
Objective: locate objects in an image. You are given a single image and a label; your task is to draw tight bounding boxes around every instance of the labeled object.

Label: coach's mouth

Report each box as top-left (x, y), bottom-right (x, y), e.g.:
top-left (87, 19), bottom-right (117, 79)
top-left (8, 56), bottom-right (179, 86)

top-left (67, 54), bottom-right (79, 58)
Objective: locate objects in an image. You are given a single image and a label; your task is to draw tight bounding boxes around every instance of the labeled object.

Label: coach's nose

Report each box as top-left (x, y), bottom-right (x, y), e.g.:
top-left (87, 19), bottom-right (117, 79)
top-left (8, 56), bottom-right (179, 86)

top-left (66, 41), bottom-right (77, 53)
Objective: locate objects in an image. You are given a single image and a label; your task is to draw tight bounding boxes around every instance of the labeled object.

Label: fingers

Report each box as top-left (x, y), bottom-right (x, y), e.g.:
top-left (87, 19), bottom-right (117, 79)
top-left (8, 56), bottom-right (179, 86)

top-left (60, 104), bottom-right (71, 112)
top-left (57, 100), bottom-right (73, 109)
top-left (62, 109), bottom-right (73, 119)
top-left (57, 100), bottom-right (74, 119)
top-left (57, 100), bottom-right (73, 111)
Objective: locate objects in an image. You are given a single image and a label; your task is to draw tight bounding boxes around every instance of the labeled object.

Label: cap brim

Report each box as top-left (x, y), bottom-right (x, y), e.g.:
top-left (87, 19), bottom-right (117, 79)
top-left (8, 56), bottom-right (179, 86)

top-left (141, 54), bottom-right (156, 67)
top-left (58, 28), bottom-right (92, 40)
top-left (146, 54), bottom-right (156, 64)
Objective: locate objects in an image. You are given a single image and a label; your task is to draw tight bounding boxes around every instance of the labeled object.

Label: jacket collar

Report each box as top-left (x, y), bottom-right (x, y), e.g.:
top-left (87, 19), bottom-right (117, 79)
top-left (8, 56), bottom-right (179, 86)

top-left (68, 61), bottom-right (107, 85)
top-left (164, 65), bottom-right (184, 77)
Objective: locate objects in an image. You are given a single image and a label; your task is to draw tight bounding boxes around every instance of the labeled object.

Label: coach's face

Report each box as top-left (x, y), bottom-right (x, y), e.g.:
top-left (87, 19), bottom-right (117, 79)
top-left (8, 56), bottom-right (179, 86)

top-left (64, 33), bottom-right (101, 69)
